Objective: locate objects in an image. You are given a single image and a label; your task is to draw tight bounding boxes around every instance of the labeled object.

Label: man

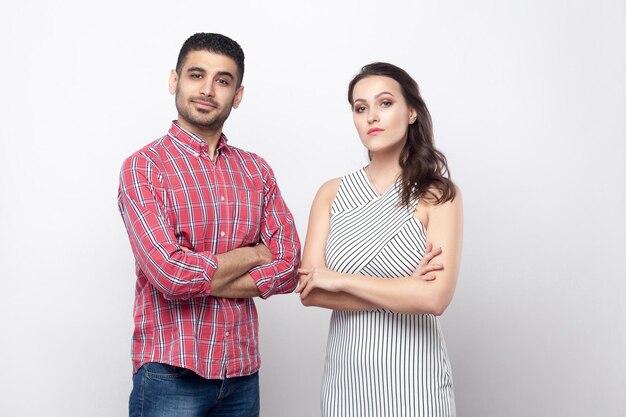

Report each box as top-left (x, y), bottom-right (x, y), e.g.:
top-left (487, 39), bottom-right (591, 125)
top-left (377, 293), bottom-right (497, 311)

top-left (118, 33), bottom-right (300, 416)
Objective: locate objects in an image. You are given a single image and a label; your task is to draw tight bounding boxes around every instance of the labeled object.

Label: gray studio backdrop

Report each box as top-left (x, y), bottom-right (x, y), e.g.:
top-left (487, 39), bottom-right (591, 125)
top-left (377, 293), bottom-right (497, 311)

top-left (1, 1), bottom-right (625, 416)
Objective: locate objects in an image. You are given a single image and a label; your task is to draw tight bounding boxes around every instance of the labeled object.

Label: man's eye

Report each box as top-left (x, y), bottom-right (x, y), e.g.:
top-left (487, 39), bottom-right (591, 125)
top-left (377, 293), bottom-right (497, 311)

top-left (217, 79), bottom-right (230, 85)
top-left (190, 74), bottom-right (202, 79)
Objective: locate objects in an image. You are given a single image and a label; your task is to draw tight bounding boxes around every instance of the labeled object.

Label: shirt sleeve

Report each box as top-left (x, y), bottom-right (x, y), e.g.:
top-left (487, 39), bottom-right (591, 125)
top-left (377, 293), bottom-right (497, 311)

top-left (248, 159), bottom-right (301, 299)
top-left (118, 153), bottom-right (217, 300)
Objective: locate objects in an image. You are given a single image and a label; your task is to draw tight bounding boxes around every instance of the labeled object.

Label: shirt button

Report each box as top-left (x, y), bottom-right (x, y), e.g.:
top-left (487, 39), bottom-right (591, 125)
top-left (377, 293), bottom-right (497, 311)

top-left (220, 196), bottom-right (225, 201)
top-left (220, 231), bottom-right (225, 237)
top-left (225, 331), bottom-right (230, 337)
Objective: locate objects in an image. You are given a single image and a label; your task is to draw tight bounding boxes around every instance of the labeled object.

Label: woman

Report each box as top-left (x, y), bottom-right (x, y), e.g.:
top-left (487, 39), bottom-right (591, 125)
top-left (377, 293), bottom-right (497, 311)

top-left (297, 62), bottom-right (463, 417)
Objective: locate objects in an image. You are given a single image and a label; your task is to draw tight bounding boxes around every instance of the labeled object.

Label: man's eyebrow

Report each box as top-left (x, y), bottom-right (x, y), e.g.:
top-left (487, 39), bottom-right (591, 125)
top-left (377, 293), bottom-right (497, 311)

top-left (216, 71), bottom-right (235, 80)
top-left (186, 67), bottom-right (235, 80)
top-left (186, 67), bottom-right (207, 73)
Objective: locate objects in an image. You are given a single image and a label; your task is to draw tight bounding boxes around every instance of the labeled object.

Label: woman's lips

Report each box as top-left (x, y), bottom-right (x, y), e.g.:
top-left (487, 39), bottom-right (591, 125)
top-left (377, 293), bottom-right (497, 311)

top-left (367, 128), bottom-right (384, 135)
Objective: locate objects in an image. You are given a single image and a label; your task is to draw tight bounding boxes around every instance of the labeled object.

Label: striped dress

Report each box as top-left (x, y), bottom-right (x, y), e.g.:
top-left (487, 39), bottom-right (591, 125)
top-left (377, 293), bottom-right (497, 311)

top-left (321, 168), bottom-right (455, 417)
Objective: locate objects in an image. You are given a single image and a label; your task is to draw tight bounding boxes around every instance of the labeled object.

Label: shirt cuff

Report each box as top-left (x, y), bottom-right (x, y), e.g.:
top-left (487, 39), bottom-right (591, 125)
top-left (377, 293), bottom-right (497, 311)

top-left (249, 263), bottom-right (279, 299)
top-left (198, 252), bottom-right (218, 296)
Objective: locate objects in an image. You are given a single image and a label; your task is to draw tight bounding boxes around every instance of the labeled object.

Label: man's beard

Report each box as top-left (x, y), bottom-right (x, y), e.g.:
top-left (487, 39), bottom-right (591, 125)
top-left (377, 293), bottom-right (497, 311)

top-left (174, 81), bottom-right (235, 131)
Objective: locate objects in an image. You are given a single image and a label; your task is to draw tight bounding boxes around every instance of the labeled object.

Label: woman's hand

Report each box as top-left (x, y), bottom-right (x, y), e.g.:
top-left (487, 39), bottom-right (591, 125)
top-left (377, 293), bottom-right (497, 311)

top-left (410, 242), bottom-right (443, 281)
top-left (296, 267), bottom-right (344, 299)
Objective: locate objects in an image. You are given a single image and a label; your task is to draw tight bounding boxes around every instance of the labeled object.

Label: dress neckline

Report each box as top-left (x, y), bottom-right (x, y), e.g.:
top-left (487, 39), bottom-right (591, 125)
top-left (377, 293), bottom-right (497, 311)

top-left (360, 167), bottom-right (399, 197)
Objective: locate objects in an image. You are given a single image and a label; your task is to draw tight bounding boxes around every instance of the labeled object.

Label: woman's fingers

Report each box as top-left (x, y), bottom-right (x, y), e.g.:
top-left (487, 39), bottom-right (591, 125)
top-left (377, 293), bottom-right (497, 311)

top-left (300, 284), bottom-right (312, 299)
top-left (421, 246), bottom-right (442, 263)
top-left (296, 269), bottom-right (313, 294)
top-left (411, 272), bottom-right (438, 281)
top-left (299, 276), bottom-right (315, 298)
top-left (296, 275), bottom-right (307, 293)
top-left (421, 264), bottom-right (444, 273)
top-left (410, 260), bottom-right (443, 280)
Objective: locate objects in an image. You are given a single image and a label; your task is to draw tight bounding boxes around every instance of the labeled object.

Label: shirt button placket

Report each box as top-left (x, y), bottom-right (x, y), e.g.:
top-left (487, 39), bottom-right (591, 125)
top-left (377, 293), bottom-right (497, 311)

top-left (217, 163), bottom-right (229, 244)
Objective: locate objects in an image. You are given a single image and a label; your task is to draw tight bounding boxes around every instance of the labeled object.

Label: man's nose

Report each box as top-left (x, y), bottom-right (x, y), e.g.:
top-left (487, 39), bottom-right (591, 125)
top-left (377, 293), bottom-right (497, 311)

top-left (200, 80), bottom-right (215, 97)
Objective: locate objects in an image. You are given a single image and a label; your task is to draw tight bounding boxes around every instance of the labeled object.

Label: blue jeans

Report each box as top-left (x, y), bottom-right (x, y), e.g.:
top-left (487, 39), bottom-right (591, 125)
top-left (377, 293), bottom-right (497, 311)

top-left (129, 363), bottom-right (259, 417)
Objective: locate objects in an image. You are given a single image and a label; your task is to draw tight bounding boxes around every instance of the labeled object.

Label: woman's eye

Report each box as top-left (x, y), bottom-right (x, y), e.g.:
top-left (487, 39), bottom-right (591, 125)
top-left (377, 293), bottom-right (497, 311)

top-left (381, 100), bottom-right (392, 107)
top-left (355, 106), bottom-right (366, 113)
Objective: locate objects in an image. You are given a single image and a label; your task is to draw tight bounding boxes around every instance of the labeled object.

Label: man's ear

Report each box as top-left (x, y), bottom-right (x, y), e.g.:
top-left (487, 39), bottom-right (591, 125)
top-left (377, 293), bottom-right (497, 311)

top-left (168, 69), bottom-right (178, 95)
top-left (232, 85), bottom-right (245, 109)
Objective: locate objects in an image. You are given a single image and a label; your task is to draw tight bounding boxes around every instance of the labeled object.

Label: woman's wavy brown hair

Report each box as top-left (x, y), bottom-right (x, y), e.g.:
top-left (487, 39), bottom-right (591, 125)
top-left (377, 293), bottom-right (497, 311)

top-left (348, 62), bottom-right (456, 207)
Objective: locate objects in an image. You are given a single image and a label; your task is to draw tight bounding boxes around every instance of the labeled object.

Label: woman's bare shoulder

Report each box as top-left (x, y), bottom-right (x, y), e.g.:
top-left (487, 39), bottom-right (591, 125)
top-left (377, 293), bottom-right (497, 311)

top-left (315, 177), bottom-right (343, 203)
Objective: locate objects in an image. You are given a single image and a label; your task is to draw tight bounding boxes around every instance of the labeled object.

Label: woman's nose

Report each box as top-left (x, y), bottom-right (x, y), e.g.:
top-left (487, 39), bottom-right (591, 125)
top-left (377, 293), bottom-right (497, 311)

top-left (367, 109), bottom-right (379, 123)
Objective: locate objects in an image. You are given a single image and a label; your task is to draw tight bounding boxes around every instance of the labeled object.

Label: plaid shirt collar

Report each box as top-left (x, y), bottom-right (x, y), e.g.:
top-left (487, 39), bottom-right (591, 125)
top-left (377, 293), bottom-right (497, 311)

top-left (167, 121), bottom-right (229, 157)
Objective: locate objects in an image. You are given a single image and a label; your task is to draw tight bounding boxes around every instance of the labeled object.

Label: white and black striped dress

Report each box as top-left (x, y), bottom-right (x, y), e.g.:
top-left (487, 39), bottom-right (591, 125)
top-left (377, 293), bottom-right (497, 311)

top-left (321, 168), bottom-right (455, 417)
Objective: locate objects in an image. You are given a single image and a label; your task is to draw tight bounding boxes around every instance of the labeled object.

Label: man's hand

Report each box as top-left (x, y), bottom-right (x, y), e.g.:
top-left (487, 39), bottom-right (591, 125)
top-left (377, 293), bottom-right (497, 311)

top-left (254, 243), bottom-right (273, 265)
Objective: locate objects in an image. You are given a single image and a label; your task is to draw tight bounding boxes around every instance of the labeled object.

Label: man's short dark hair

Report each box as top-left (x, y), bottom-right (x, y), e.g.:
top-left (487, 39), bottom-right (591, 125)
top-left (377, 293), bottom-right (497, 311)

top-left (176, 33), bottom-right (245, 87)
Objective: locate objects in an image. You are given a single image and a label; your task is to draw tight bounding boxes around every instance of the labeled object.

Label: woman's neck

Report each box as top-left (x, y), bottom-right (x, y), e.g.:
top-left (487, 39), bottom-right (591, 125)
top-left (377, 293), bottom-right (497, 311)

top-left (366, 152), bottom-right (402, 195)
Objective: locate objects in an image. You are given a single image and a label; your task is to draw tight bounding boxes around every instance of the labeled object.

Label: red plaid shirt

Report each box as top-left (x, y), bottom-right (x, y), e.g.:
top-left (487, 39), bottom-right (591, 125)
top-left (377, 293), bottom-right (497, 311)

top-left (118, 122), bottom-right (300, 379)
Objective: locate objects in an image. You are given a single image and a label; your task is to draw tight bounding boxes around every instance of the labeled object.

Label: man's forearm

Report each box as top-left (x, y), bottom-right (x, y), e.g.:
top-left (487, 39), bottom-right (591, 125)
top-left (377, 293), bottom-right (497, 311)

top-left (210, 273), bottom-right (261, 298)
top-left (212, 246), bottom-right (265, 285)
top-left (207, 245), bottom-right (270, 297)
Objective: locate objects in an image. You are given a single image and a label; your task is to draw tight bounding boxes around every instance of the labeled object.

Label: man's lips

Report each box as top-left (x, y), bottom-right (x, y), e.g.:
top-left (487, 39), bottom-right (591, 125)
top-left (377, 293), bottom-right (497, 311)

top-left (192, 99), bottom-right (218, 110)
top-left (368, 128), bottom-right (384, 135)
